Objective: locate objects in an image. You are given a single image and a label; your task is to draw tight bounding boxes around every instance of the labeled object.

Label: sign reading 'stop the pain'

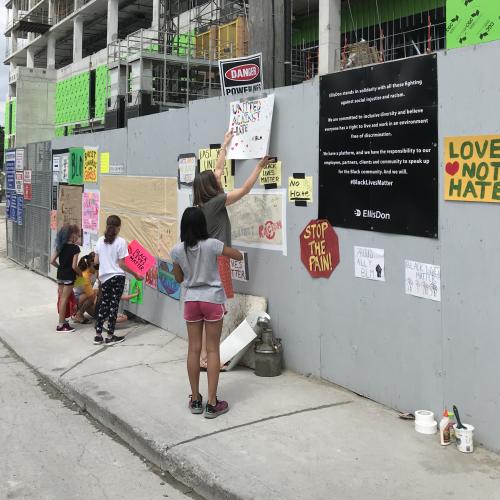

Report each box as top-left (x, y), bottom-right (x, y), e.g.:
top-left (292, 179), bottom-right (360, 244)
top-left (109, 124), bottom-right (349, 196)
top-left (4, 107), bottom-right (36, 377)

top-left (444, 135), bottom-right (500, 203)
top-left (319, 55), bottom-right (438, 238)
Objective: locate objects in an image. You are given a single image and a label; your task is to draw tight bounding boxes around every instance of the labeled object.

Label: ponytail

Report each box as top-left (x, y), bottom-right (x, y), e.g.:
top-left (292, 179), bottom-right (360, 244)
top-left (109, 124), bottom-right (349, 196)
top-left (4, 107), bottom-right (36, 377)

top-left (104, 215), bottom-right (121, 244)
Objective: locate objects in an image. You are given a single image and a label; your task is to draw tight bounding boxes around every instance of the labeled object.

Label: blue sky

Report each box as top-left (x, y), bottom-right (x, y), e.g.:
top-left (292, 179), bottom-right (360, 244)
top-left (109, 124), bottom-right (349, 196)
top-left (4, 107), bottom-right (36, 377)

top-left (0, 11), bottom-right (9, 125)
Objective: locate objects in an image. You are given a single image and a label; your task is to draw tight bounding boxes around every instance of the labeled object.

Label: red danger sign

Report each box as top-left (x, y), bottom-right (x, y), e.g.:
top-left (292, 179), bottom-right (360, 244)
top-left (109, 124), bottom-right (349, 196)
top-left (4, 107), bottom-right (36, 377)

top-left (225, 64), bottom-right (260, 82)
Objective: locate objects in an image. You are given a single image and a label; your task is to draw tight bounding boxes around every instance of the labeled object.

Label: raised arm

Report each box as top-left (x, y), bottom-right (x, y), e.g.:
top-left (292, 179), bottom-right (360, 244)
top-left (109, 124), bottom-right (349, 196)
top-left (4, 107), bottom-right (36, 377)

top-left (226, 156), bottom-right (271, 206)
top-left (214, 130), bottom-right (234, 184)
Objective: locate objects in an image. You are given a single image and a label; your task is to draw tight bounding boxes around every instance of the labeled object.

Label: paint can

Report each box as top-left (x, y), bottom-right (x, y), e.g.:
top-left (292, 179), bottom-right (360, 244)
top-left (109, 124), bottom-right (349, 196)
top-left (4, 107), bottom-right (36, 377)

top-left (414, 410), bottom-right (438, 435)
top-left (454, 424), bottom-right (474, 453)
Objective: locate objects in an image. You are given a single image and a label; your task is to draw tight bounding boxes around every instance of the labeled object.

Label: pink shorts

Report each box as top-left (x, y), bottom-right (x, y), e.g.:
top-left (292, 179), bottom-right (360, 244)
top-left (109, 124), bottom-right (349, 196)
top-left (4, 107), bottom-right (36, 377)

top-left (184, 301), bottom-right (226, 323)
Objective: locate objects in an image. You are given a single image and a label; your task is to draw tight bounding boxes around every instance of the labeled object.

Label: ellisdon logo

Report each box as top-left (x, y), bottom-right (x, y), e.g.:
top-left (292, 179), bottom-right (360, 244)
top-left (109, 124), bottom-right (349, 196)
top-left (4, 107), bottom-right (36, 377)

top-left (225, 64), bottom-right (260, 82)
top-left (354, 209), bottom-right (391, 220)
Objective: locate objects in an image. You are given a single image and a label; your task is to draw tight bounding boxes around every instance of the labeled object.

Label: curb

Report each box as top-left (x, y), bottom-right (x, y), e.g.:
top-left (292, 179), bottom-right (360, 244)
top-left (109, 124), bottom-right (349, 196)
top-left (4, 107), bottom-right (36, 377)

top-left (0, 335), bottom-right (243, 500)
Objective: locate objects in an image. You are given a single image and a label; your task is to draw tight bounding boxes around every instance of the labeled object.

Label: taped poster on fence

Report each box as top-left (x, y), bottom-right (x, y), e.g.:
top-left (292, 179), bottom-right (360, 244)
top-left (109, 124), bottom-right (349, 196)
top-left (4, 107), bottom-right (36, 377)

top-left (129, 279), bottom-right (144, 304)
top-left (178, 153), bottom-right (197, 187)
top-left (125, 240), bottom-right (156, 277)
top-left (60, 154), bottom-right (69, 183)
top-left (145, 262), bottom-right (158, 289)
top-left (82, 190), bottom-right (100, 234)
top-left (23, 170), bottom-right (32, 201)
top-left (83, 148), bottom-right (98, 183)
top-left (354, 246), bottom-right (385, 282)
top-left (57, 184), bottom-right (83, 229)
top-left (405, 260), bottom-right (441, 302)
top-left (227, 94), bottom-right (275, 160)
top-left (219, 53), bottom-right (263, 96)
top-left (158, 260), bottom-right (180, 300)
top-left (199, 147), bottom-right (234, 191)
top-left (230, 251), bottom-right (249, 281)
top-left (15, 148), bottom-right (24, 171)
top-left (227, 189), bottom-right (287, 255)
top-left (15, 172), bottom-right (23, 195)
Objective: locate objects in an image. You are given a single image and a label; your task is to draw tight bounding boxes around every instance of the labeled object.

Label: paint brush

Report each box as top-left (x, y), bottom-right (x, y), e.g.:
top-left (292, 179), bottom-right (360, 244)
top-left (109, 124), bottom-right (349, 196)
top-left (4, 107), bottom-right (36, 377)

top-left (453, 405), bottom-right (466, 429)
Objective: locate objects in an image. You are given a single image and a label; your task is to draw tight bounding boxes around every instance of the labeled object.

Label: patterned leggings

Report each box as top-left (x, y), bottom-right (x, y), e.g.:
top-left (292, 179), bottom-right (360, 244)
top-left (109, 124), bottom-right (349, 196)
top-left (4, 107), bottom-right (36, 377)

top-left (95, 275), bottom-right (125, 336)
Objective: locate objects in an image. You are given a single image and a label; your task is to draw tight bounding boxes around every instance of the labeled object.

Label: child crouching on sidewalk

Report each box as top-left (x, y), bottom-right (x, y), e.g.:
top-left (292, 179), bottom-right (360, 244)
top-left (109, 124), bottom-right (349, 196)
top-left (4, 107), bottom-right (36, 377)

top-left (171, 207), bottom-right (243, 419)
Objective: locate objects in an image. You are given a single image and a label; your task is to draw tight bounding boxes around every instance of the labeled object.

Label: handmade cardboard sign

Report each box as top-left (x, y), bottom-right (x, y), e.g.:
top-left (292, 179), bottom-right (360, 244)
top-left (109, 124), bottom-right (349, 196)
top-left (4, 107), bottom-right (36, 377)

top-left (69, 148), bottom-right (84, 185)
top-left (227, 94), bottom-right (275, 160)
top-left (405, 260), bottom-right (441, 302)
top-left (125, 240), bottom-right (156, 277)
top-left (300, 219), bottom-right (340, 278)
top-left (82, 190), bottom-right (100, 233)
top-left (100, 152), bottom-right (110, 174)
top-left (57, 185), bottom-right (83, 229)
top-left (199, 147), bottom-right (234, 191)
top-left (259, 160), bottom-right (281, 188)
top-left (178, 153), bottom-right (197, 187)
top-left (444, 135), bottom-right (500, 203)
top-left (83, 148), bottom-right (98, 183)
top-left (354, 246), bottom-right (385, 281)
top-left (158, 260), bottom-right (180, 300)
top-left (230, 251), bottom-right (249, 281)
top-left (129, 279), bottom-right (144, 304)
top-left (288, 175), bottom-right (313, 205)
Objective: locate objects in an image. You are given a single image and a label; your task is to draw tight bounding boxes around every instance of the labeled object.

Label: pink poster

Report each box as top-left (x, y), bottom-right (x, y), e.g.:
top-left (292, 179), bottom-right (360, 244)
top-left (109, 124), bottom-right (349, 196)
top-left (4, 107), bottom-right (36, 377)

top-left (82, 190), bottom-right (100, 234)
top-left (126, 240), bottom-right (156, 277)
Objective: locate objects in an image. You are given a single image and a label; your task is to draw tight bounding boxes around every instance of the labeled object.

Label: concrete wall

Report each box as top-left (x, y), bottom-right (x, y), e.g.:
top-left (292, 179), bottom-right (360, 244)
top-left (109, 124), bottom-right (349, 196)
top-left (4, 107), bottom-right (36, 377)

top-left (53, 40), bottom-right (500, 451)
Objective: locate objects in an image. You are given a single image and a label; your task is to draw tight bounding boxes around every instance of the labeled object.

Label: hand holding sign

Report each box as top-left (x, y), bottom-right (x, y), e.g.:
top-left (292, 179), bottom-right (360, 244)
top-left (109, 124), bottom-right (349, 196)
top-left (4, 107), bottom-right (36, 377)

top-left (125, 240), bottom-right (155, 278)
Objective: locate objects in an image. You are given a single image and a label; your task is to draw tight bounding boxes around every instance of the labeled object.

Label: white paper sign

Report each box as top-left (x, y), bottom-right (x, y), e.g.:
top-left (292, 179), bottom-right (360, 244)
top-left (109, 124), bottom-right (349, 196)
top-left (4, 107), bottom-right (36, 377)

top-left (15, 172), bottom-right (23, 195)
top-left (354, 246), bottom-right (385, 281)
top-left (219, 319), bottom-right (257, 369)
top-left (178, 154), bottom-right (197, 186)
top-left (405, 260), bottom-right (441, 302)
top-left (15, 149), bottom-right (24, 171)
top-left (230, 251), bottom-right (249, 281)
top-left (60, 155), bottom-right (69, 183)
top-left (227, 94), bottom-right (275, 159)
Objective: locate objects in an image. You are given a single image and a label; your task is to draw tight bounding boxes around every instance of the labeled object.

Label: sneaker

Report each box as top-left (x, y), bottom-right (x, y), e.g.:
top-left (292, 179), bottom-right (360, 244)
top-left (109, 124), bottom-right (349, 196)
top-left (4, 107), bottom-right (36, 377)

top-left (56, 323), bottom-right (75, 333)
top-left (93, 335), bottom-right (104, 345)
top-left (105, 335), bottom-right (125, 346)
top-left (204, 398), bottom-right (229, 419)
top-left (189, 394), bottom-right (203, 414)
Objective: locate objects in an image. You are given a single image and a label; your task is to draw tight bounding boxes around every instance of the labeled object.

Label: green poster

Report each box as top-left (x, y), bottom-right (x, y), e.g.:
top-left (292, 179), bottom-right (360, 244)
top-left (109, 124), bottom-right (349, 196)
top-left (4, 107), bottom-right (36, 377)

top-left (69, 147), bottom-right (84, 185)
top-left (129, 279), bottom-right (144, 304)
top-left (447, 0), bottom-right (500, 49)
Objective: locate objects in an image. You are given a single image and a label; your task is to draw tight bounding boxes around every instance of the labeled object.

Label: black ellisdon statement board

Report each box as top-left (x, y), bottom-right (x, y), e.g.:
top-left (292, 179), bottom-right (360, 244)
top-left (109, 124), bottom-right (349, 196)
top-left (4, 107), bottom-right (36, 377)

top-left (318, 55), bottom-right (438, 238)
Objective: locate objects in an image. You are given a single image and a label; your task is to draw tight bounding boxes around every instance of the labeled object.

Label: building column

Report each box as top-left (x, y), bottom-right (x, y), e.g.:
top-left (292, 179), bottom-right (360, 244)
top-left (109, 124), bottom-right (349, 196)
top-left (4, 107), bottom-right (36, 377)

top-left (47, 34), bottom-right (56, 69)
top-left (107, 0), bottom-right (119, 44)
top-left (48, 0), bottom-right (55, 23)
top-left (151, 0), bottom-right (160, 31)
top-left (73, 15), bottom-right (83, 61)
top-left (318, 0), bottom-right (341, 75)
top-left (27, 46), bottom-right (35, 67)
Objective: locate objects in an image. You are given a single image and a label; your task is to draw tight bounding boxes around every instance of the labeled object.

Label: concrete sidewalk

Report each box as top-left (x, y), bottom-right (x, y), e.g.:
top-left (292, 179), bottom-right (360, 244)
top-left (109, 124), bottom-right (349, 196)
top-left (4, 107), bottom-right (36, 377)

top-left (1, 251), bottom-right (500, 499)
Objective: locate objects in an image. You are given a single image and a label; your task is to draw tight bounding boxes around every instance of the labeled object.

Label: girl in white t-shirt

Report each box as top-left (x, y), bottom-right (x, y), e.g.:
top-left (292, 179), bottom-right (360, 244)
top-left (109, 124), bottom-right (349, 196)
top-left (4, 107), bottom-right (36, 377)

top-left (93, 215), bottom-right (143, 346)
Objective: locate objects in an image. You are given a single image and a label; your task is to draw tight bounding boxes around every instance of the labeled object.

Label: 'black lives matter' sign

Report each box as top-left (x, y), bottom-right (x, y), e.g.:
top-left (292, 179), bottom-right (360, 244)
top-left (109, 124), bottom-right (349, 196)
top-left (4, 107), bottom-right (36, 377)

top-left (319, 55), bottom-right (438, 238)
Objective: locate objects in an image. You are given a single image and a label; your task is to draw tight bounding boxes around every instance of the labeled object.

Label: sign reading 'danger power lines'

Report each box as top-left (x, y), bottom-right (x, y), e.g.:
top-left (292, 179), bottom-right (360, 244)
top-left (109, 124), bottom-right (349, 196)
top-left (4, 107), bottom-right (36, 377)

top-left (219, 53), bottom-right (263, 96)
top-left (319, 55), bottom-right (438, 238)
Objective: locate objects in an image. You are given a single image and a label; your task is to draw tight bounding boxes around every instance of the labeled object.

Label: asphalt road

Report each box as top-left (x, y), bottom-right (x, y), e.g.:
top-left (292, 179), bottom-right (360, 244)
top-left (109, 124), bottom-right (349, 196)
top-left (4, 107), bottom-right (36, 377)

top-left (0, 343), bottom-right (195, 500)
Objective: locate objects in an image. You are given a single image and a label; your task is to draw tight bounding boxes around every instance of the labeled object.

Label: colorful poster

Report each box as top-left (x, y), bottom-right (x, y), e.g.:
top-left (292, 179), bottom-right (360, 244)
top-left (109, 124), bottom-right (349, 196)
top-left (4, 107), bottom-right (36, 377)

top-left (82, 190), bottom-right (100, 234)
top-left (100, 152), bottom-right (110, 174)
top-left (16, 196), bottom-right (23, 226)
top-left (50, 210), bottom-right (57, 230)
top-left (230, 251), bottom-right (249, 282)
top-left (288, 175), bottom-right (313, 205)
top-left (60, 154), bottom-right (69, 183)
top-left (446, 0), bottom-right (500, 49)
top-left (145, 263), bottom-right (158, 289)
top-left (227, 94), bottom-right (275, 160)
top-left (300, 219), bottom-right (340, 278)
top-left (129, 279), bottom-right (144, 304)
top-left (405, 260), bottom-right (441, 302)
top-left (158, 260), bottom-right (180, 300)
top-left (83, 148), bottom-right (98, 183)
top-left (125, 240), bottom-right (156, 277)
top-left (444, 135), bottom-right (500, 203)
top-left (199, 148), bottom-right (234, 191)
top-left (15, 148), bottom-right (24, 171)
top-left (15, 172), bottom-right (24, 195)
top-left (227, 189), bottom-right (287, 255)
top-left (354, 246), bottom-right (385, 282)
top-left (218, 52), bottom-right (263, 96)
top-left (23, 170), bottom-right (32, 201)
top-left (259, 160), bottom-right (281, 188)
top-left (178, 153), bottom-right (197, 187)
top-left (69, 148), bottom-right (84, 185)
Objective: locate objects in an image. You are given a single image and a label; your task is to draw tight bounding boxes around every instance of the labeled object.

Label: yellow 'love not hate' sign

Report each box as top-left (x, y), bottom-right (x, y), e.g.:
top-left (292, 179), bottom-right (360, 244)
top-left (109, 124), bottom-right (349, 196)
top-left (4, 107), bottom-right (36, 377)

top-left (444, 135), bottom-right (500, 203)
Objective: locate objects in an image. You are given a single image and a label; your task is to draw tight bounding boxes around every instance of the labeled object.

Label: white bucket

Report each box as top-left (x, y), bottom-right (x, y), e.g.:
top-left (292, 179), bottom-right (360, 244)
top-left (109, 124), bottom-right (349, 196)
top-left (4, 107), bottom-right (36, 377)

top-left (454, 424), bottom-right (474, 453)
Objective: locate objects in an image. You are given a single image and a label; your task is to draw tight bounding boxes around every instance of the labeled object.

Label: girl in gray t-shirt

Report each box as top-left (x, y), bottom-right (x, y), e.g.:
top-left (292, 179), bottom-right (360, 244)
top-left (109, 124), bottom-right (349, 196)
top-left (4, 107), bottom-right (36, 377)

top-left (172, 207), bottom-right (243, 419)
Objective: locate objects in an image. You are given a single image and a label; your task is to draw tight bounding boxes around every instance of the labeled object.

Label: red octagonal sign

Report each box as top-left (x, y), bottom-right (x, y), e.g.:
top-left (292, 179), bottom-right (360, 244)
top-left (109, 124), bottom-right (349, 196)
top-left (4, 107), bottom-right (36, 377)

top-left (300, 219), bottom-right (340, 278)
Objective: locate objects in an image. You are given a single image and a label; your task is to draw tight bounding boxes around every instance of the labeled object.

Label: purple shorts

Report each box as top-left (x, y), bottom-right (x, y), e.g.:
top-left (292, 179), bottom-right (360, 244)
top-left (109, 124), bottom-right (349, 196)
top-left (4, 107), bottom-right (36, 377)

top-left (184, 301), bottom-right (226, 323)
